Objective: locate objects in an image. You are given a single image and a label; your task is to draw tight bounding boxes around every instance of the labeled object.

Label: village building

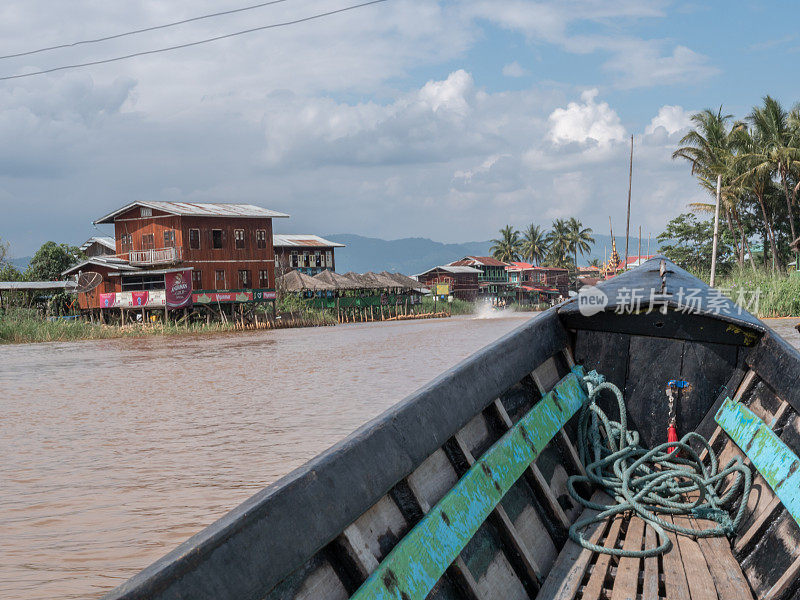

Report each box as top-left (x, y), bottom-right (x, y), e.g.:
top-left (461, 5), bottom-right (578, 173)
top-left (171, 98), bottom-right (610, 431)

top-left (273, 234), bottom-right (345, 276)
top-left (506, 261), bottom-right (570, 304)
top-left (448, 256), bottom-right (515, 303)
top-left (414, 265), bottom-right (481, 302)
top-left (617, 255), bottom-right (656, 270)
top-left (64, 201), bottom-right (289, 312)
top-left (79, 236), bottom-right (116, 258)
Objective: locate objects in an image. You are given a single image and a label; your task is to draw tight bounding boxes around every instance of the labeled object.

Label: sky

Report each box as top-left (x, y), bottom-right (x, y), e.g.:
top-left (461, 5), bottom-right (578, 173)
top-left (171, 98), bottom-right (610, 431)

top-left (2, 0), bottom-right (800, 257)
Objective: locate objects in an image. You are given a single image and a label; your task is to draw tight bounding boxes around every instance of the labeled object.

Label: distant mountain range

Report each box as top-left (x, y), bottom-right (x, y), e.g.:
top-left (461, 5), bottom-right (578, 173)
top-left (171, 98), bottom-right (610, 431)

top-left (6, 256), bottom-right (31, 271)
top-left (326, 233), bottom-right (663, 275)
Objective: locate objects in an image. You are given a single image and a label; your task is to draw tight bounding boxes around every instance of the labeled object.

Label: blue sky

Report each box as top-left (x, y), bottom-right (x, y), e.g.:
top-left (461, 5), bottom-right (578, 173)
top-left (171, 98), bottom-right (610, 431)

top-left (1, 0), bottom-right (799, 256)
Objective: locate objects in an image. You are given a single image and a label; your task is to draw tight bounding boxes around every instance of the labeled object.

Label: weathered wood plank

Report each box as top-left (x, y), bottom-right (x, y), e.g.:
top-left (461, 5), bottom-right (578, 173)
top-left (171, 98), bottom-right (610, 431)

top-left (349, 369), bottom-right (588, 600)
top-left (763, 553), bottom-right (800, 600)
top-left (715, 397), bottom-right (800, 528)
top-left (580, 514), bottom-right (624, 600)
top-left (673, 516), bottom-right (717, 600)
top-left (491, 400), bottom-right (570, 532)
top-left (642, 525), bottom-right (659, 600)
top-left (610, 516), bottom-right (645, 600)
top-left (691, 516), bottom-right (753, 600)
top-left (534, 491), bottom-right (611, 600)
top-left (661, 516), bottom-right (691, 600)
top-left (452, 433), bottom-right (544, 591)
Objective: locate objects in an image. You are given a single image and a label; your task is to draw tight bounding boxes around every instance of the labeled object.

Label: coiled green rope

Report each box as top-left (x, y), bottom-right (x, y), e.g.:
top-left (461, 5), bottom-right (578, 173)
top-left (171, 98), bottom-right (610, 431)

top-left (566, 370), bottom-right (752, 558)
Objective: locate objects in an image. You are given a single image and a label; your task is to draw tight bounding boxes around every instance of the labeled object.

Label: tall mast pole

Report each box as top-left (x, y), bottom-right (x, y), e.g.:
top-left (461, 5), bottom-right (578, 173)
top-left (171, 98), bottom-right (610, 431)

top-left (625, 134), bottom-right (633, 267)
top-left (638, 226), bottom-right (642, 265)
top-left (710, 174), bottom-right (722, 287)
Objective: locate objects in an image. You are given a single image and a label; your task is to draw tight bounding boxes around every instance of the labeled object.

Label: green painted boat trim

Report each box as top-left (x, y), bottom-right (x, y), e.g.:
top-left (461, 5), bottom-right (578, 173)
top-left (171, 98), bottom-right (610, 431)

top-left (715, 397), bottom-right (800, 528)
top-left (350, 366), bottom-right (587, 600)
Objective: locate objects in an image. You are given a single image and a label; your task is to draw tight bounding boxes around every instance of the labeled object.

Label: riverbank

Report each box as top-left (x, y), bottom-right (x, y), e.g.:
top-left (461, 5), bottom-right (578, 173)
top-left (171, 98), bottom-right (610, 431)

top-left (691, 268), bottom-right (800, 318)
top-left (0, 309), bottom-right (337, 345)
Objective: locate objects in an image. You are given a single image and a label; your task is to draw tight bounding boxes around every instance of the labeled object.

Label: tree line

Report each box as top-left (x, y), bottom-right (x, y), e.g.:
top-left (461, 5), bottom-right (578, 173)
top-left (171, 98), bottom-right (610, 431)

top-left (0, 238), bottom-right (83, 282)
top-left (672, 96), bottom-right (800, 272)
top-left (490, 218), bottom-right (595, 269)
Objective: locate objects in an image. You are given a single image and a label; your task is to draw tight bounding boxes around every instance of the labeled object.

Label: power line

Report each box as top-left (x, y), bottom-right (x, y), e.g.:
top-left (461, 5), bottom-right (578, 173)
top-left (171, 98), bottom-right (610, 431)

top-left (0, 0), bottom-right (388, 82)
top-left (0, 0), bottom-right (294, 61)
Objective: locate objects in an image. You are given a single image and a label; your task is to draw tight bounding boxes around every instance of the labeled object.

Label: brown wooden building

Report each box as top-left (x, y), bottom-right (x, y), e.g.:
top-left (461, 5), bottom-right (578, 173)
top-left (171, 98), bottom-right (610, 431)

top-left (273, 234), bottom-right (345, 276)
top-left (65, 201), bottom-right (289, 310)
top-left (415, 265), bottom-right (481, 301)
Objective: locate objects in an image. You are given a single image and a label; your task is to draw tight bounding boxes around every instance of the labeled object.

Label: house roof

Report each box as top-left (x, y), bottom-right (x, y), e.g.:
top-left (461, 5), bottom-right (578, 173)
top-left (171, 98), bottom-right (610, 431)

top-left (313, 269), bottom-right (360, 290)
top-left (0, 280), bottom-right (77, 291)
top-left (61, 256), bottom-right (139, 277)
top-left (415, 265), bottom-right (482, 277)
top-left (277, 270), bottom-right (334, 292)
top-left (506, 261), bottom-right (534, 271)
top-left (80, 236), bottom-right (115, 252)
top-left (94, 201), bottom-right (290, 224)
top-left (273, 234), bottom-right (345, 248)
top-left (450, 256), bottom-right (509, 267)
top-left (618, 255), bottom-right (656, 269)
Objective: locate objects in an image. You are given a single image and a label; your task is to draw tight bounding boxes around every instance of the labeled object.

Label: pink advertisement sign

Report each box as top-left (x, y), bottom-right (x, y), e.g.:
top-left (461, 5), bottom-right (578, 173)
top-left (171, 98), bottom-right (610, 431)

top-left (99, 293), bottom-right (116, 308)
top-left (132, 291), bottom-right (149, 307)
top-left (165, 269), bottom-right (193, 308)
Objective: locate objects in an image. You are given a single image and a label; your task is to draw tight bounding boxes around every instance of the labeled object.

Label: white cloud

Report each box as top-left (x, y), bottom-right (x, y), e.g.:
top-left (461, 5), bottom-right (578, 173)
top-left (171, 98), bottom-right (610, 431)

top-left (502, 62), bottom-right (528, 78)
top-left (646, 105), bottom-right (692, 135)
top-left (603, 43), bottom-right (717, 88)
top-left (547, 89), bottom-right (626, 146)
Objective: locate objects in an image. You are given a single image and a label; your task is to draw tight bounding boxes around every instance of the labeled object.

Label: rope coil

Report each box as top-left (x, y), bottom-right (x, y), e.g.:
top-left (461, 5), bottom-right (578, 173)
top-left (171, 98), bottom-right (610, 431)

top-left (567, 370), bottom-right (752, 557)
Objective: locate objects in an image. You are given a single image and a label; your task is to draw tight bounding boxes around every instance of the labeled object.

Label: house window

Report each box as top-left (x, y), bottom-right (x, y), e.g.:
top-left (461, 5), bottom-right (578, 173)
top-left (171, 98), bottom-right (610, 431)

top-left (140, 207), bottom-right (152, 217)
top-left (325, 251), bottom-right (332, 268)
top-left (120, 234), bottom-right (131, 251)
top-left (314, 251), bottom-right (321, 267)
top-left (234, 229), bottom-right (245, 250)
top-left (238, 269), bottom-right (251, 288)
top-left (256, 229), bottom-right (267, 249)
top-left (215, 270), bottom-right (226, 289)
top-left (212, 229), bottom-right (223, 249)
top-left (259, 269), bottom-right (269, 288)
top-left (192, 270), bottom-right (202, 289)
top-left (290, 252), bottom-right (298, 267)
top-left (142, 233), bottom-right (154, 250)
top-left (189, 229), bottom-right (200, 250)
top-left (163, 230), bottom-right (175, 247)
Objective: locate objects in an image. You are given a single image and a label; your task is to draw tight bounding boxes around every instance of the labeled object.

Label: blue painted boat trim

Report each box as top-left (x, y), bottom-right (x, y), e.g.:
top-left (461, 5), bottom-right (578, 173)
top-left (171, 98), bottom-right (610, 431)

top-left (715, 397), bottom-right (800, 528)
top-left (350, 366), bottom-right (587, 600)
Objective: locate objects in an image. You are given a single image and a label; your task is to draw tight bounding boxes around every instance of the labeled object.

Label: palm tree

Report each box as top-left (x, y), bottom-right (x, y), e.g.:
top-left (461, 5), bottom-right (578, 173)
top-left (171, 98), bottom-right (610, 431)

top-left (566, 217), bottom-right (595, 268)
top-left (490, 225), bottom-right (522, 263)
top-left (745, 96), bottom-right (800, 244)
top-left (544, 218), bottom-right (572, 266)
top-left (520, 224), bottom-right (548, 265)
top-left (673, 107), bottom-right (753, 269)
top-left (734, 126), bottom-right (781, 271)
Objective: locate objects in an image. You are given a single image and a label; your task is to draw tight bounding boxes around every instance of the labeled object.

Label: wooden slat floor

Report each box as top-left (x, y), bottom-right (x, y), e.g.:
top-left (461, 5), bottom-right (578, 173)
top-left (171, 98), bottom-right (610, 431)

top-left (537, 509), bottom-right (754, 600)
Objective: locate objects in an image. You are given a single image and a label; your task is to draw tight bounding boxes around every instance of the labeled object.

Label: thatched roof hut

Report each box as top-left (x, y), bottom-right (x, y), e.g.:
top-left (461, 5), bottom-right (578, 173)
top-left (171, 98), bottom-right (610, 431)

top-left (313, 269), bottom-right (360, 290)
top-left (342, 272), bottom-right (375, 289)
top-left (277, 270), bottom-right (335, 292)
top-left (363, 271), bottom-right (403, 289)
top-left (380, 271), bottom-right (425, 290)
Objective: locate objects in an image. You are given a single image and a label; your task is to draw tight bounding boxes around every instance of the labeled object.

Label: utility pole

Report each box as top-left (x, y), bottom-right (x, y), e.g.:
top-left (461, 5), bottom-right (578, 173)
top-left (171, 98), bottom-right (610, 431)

top-left (625, 134), bottom-right (633, 266)
top-left (638, 226), bottom-right (642, 265)
top-left (710, 174), bottom-right (722, 287)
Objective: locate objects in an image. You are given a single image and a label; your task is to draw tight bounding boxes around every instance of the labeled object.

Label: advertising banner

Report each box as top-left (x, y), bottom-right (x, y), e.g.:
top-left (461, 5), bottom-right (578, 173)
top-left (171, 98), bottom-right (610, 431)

top-left (99, 293), bottom-right (117, 308)
top-left (131, 291), bottom-right (149, 307)
top-left (192, 289), bottom-right (275, 304)
top-left (165, 269), bottom-right (193, 308)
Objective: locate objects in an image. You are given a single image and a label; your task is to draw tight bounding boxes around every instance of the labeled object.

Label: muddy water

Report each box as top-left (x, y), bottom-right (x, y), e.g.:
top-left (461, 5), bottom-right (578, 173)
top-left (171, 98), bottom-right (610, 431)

top-left (2, 315), bottom-right (798, 600)
top-left (0, 314), bottom-right (534, 600)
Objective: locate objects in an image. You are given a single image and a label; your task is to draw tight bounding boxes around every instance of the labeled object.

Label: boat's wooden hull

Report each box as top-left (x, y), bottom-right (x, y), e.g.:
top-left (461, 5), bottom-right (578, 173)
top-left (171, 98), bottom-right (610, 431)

top-left (101, 258), bottom-right (800, 600)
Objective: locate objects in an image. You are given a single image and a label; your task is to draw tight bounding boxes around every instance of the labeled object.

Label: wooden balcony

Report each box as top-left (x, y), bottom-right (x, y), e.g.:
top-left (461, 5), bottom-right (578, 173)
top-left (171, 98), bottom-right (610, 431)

top-left (129, 246), bottom-right (182, 266)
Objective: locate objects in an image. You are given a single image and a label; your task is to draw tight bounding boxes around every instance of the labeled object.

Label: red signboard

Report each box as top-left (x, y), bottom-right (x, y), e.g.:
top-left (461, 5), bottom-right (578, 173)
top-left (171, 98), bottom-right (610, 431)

top-left (165, 269), bottom-right (193, 308)
top-left (99, 292), bottom-right (116, 308)
top-left (132, 291), bottom-right (149, 307)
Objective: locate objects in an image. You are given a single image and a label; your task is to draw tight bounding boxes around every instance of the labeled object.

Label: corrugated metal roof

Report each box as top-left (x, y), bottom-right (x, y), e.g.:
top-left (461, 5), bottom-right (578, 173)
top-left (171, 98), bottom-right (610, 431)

top-left (451, 256), bottom-right (509, 267)
top-left (61, 257), bottom-right (139, 277)
top-left (0, 281), bottom-right (77, 291)
top-left (80, 236), bottom-right (115, 251)
top-left (415, 265), bottom-right (482, 276)
top-left (273, 234), bottom-right (345, 248)
top-left (94, 201), bottom-right (290, 224)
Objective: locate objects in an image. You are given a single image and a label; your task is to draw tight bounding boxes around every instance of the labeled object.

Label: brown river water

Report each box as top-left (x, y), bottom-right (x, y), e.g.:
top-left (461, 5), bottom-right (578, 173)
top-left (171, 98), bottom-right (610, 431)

top-left (1, 314), bottom-right (798, 600)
